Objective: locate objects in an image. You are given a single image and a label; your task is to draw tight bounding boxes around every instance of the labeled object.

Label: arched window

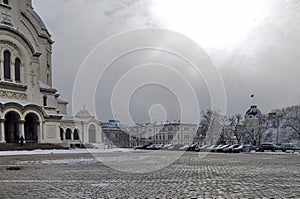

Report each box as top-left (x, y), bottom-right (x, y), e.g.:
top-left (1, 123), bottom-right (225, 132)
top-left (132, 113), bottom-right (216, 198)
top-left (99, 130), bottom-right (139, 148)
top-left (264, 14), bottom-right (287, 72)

top-left (74, 129), bottom-right (80, 140)
top-left (66, 129), bottom-right (72, 140)
top-left (88, 125), bottom-right (96, 143)
top-left (15, 58), bottom-right (21, 82)
top-left (4, 50), bottom-right (11, 80)
top-left (60, 128), bottom-right (64, 140)
top-left (3, 0), bottom-right (8, 5)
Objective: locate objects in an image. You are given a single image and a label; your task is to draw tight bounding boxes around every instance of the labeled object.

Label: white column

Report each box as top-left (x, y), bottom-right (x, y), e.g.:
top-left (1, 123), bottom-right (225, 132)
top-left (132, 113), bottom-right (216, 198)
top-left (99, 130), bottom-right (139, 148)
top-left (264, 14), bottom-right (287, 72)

top-left (11, 61), bottom-right (15, 82)
top-left (19, 120), bottom-right (25, 143)
top-left (71, 130), bottom-right (74, 141)
top-left (20, 63), bottom-right (24, 83)
top-left (0, 60), bottom-right (3, 80)
top-left (38, 122), bottom-right (42, 143)
top-left (63, 130), bottom-right (66, 141)
top-left (81, 122), bottom-right (85, 143)
top-left (0, 119), bottom-right (5, 143)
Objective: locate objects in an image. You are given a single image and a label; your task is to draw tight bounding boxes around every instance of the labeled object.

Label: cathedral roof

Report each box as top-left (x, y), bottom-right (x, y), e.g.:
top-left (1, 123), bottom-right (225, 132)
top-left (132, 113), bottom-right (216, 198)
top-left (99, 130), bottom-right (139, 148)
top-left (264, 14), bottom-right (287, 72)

top-left (39, 81), bottom-right (57, 93)
top-left (27, 8), bottom-right (48, 31)
top-left (57, 98), bottom-right (68, 105)
top-left (27, 7), bottom-right (53, 42)
top-left (245, 105), bottom-right (262, 116)
top-left (75, 109), bottom-right (95, 119)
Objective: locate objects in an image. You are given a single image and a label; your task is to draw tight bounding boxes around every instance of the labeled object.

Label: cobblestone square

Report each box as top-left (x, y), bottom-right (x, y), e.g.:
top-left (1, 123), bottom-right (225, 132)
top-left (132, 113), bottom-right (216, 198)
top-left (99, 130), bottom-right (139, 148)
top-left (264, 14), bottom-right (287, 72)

top-left (0, 151), bottom-right (299, 198)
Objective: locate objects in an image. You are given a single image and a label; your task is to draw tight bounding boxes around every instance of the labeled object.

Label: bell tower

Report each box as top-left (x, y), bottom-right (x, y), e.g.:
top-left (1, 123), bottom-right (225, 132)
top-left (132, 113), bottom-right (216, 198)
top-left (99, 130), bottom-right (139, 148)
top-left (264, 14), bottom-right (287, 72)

top-left (0, 0), bottom-right (61, 114)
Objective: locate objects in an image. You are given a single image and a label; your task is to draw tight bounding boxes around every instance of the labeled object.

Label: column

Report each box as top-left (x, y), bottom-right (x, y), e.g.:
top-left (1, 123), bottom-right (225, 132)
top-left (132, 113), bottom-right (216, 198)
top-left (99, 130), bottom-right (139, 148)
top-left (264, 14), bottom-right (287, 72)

top-left (41, 122), bottom-right (44, 142)
top-left (19, 120), bottom-right (25, 143)
top-left (21, 63), bottom-right (24, 83)
top-left (81, 122), bottom-right (84, 143)
top-left (38, 121), bottom-right (42, 143)
top-left (63, 130), bottom-right (66, 141)
top-left (0, 59), bottom-right (3, 80)
top-left (71, 130), bottom-right (74, 141)
top-left (11, 60), bottom-right (15, 82)
top-left (0, 119), bottom-right (5, 143)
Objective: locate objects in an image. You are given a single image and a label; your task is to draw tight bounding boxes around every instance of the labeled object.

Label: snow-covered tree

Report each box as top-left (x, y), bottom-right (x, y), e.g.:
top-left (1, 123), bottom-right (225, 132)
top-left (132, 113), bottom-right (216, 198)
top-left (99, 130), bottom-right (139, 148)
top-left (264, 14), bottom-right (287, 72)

top-left (283, 105), bottom-right (300, 136)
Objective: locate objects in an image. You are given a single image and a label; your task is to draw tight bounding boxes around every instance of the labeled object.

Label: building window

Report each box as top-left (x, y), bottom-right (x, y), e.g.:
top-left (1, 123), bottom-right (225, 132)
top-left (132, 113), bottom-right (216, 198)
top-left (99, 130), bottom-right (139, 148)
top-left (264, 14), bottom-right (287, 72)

top-left (15, 58), bottom-right (21, 82)
top-left (43, 96), bottom-right (47, 106)
top-left (3, 0), bottom-right (8, 5)
top-left (4, 50), bottom-right (11, 80)
top-left (74, 129), bottom-right (80, 140)
top-left (66, 129), bottom-right (72, 140)
top-left (60, 128), bottom-right (64, 140)
top-left (88, 125), bottom-right (96, 143)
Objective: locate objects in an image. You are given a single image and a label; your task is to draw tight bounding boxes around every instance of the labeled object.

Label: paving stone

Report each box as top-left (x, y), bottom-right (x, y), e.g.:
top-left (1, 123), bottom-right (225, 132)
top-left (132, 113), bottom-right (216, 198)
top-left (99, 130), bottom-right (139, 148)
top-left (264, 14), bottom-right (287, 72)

top-left (0, 152), bottom-right (299, 198)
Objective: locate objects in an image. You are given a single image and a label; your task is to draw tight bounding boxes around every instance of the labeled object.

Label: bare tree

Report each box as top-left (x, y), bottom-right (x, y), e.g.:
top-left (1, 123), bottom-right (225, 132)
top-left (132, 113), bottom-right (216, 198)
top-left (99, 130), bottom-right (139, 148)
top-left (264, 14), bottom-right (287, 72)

top-left (228, 114), bottom-right (243, 144)
top-left (284, 105), bottom-right (300, 136)
top-left (196, 110), bottom-right (213, 144)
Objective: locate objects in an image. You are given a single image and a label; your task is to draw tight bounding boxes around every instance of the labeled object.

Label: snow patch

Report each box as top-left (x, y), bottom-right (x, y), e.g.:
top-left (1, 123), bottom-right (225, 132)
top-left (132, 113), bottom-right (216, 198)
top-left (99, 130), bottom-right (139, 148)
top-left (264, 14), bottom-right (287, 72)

top-left (0, 148), bottom-right (133, 157)
top-left (41, 158), bottom-right (96, 165)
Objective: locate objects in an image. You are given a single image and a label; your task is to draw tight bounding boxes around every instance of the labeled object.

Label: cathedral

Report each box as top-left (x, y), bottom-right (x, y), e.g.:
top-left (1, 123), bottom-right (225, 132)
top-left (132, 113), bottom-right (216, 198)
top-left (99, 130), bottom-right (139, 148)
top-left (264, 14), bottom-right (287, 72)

top-left (0, 0), bottom-right (102, 146)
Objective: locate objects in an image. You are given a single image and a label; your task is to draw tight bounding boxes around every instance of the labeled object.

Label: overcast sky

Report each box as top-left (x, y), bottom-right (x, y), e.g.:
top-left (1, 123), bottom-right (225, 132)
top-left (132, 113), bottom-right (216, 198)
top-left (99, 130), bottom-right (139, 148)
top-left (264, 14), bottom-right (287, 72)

top-left (33, 0), bottom-right (300, 124)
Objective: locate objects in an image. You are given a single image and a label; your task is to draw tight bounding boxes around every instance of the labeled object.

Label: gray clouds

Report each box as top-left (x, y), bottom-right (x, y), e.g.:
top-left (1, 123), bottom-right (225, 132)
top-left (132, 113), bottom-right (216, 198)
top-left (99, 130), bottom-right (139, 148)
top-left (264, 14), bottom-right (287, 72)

top-left (33, 0), bottom-right (300, 123)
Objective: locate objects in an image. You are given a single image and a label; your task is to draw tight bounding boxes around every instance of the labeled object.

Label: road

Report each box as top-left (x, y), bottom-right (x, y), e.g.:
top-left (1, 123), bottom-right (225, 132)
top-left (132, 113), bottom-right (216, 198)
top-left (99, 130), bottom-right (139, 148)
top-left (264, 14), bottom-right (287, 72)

top-left (0, 151), bottom-right (299, 198)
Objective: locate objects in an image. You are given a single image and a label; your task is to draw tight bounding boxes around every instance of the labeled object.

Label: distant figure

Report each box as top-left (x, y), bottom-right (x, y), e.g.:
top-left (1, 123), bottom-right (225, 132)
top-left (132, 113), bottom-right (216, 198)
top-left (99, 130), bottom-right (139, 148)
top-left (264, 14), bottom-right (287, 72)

top-left (19, 136), bottom-right (24, 146)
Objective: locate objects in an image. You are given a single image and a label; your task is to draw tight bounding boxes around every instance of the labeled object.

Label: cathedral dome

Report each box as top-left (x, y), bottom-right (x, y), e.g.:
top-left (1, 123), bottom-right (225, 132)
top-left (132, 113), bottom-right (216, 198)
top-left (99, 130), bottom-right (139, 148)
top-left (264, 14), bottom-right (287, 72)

top-left (76, 109), bottom-right (94, 119)
top-left (245, 105), bottom-right (262, 116)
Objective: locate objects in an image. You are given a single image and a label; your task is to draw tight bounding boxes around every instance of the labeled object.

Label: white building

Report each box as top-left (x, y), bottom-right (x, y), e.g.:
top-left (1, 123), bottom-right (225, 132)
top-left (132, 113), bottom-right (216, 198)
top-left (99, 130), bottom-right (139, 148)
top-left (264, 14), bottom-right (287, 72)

top-left (127, 122), bottom-right (198, 146)
top-left (0, 0), bottom-right (102, 146)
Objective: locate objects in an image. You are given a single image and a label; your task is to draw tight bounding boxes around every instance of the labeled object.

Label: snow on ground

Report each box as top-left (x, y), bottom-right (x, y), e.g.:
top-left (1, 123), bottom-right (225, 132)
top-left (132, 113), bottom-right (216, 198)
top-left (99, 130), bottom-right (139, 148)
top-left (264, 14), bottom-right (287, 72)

top-left (0, 148), bottom-right (133, 157)
top-left (0, 148), bottom-right (299, 157)
top-left (16, 158), bottom-right (97, 165)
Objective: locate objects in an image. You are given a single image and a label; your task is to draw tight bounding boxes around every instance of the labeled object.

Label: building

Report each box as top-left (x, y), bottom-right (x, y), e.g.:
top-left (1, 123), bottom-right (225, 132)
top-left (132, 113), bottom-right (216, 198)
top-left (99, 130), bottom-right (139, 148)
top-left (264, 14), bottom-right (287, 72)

top-left (235, 104), bottom-right (264, 146)
top-left (245, 105), bottom-right (262, 127)
top-left (0, 0), bottom-right (102, 146)
top-left (101, 120), bottom-right (130, 148)
top-left (127, 122), bottom-right (198, 147)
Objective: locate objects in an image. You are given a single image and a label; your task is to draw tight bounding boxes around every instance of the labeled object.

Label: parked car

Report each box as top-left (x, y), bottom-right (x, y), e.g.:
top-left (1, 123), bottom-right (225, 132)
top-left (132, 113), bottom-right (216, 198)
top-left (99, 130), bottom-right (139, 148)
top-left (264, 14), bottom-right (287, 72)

top-left (206, 145), bottom-right (218, 152)
top-left (161, 144), bottom-right (173, 150)
top-left (169, 144), bottom-right (184, 150)
top-left (281, 143), bottom-right (296, 152)
top-left (133, 144), bottom-right (151, 150)
top-left (216, 145), bottom-right (230, 152)
top-left (211, 145), bottom-right (224, 152)
top-left (223, 144), bottom-right (240, 153)
top-left (179, 145), bottom-right (190, 151)
top-left (187, 144), bottom-right (199, 151)
top-left (195, 145), bottom-right (208, 152)
top-left (258, 143), bottom-right (278, 152)
top-left (146, 144), bottom-right (161, 150)
top-left (232, 145), bottom-right (244, 153)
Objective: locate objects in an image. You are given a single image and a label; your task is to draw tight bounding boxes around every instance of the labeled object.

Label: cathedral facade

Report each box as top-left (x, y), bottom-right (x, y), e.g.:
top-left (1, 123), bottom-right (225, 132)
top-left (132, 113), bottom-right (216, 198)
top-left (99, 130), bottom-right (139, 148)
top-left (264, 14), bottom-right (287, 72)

top-left (0, 0), bottom-right (102, 146)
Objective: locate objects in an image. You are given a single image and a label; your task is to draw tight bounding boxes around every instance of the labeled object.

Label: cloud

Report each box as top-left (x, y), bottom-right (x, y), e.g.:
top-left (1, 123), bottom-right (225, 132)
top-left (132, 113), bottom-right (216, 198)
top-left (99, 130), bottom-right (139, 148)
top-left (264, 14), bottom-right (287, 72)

top-left (32, 0), bottom-right (300, 123)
